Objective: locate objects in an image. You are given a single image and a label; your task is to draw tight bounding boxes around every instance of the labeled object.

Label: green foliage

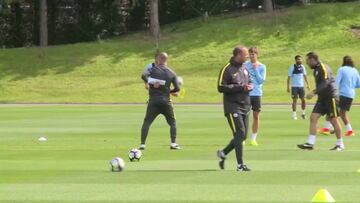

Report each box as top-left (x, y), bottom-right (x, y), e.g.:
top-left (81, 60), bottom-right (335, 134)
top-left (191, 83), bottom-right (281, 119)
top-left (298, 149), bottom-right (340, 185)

top-left (0, 3), bottom-right (359, 103)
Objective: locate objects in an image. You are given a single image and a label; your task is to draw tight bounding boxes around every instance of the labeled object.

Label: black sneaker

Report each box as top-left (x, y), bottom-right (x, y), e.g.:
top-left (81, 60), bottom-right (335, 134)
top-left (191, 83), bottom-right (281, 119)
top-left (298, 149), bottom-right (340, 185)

top-left (170, 144), bottom-right (181, 150)
top-left (237, 164), bottom-right (251, 172)
top-left (330, 145), bottom-right (344, 151)
top-left (297, 143), bottom-right (314, 150)
top-left (217, 150), bottom-right (226, 170)
top-left (301, 114), bottom-right (306, 120)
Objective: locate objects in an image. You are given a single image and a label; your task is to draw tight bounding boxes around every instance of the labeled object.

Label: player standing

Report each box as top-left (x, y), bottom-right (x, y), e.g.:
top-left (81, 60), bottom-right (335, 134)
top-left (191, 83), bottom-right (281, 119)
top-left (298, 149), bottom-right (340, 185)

top-left (139, 52), bottom-right (181, 150)
top-left (287, 55), bottom-right (310, 120)
top-left (245, 47), bottom-right (266, 146)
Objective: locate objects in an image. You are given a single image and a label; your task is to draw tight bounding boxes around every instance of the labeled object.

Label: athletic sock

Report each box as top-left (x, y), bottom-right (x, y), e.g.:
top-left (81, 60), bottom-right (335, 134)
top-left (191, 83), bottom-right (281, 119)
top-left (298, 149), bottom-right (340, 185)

top-left (324, 121), bottom-right (331, 130)
top-left (307, 134), bottom-right (316, 145)
top-left (219, 150), bottom-right (226, 159)
top-left (292, 111), bottom-right (296, 116)
top-left (251, 133), bottom-right (257, 141)
top-left (337, 138), bottom-right (344, 148)
top-left (170, 143), bottom-right (178, 147)
top-left (345, 123), bottom-right (352, 131)
top-left (302, 110), bottom-right (306, 115)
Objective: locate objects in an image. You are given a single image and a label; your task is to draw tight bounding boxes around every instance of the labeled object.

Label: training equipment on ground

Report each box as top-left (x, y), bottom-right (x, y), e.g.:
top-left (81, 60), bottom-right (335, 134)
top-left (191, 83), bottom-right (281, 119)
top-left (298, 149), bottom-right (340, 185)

top-left (38, 137), bottom-right (47, 141)
top-left (128, 148), bottom-right (142, 161)
top-left (109, 157), bottom-right (125, 172)
top-left (311, 189), bottom-right (335, 202)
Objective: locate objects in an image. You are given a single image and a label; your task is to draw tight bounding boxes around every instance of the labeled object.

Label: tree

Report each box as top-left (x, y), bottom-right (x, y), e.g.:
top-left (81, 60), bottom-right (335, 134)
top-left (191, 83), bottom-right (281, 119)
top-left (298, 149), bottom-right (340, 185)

top-left (149, 0), bottom-right (160, 39)
top-left (263, 0), bottom-right (273, 12)
top-left (39, 0), bottom-right (47, 47)
top-left (299, 0), bottom-right (310, 4)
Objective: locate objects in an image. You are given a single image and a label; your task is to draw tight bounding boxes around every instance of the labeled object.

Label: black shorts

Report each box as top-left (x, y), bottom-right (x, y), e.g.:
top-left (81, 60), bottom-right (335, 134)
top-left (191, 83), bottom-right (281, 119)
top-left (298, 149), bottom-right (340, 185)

top-left (312, 97), bottom-right (339, 118)
top-left (291, 87), bottom-right (305, 99)
top-left (250, 96), bottom-right (261, 112)
top-left (339, 96), bottom-right (353, 111)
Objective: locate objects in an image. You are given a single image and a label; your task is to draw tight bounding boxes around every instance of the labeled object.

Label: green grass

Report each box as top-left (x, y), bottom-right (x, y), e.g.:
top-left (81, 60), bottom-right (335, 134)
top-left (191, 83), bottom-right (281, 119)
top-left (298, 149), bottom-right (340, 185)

top-left (0, 3), bottom-right (360, 103)
top-left (0, 105), bottom-right (360, 202)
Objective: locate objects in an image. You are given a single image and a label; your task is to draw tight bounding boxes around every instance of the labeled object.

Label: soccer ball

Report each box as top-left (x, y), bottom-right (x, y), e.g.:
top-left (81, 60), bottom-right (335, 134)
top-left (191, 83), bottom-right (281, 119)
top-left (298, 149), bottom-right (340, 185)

top-left (109, 157), bottom-right (125, 172)
top-left (177, 76), bottom-right (184, 86)
top-left (128, 148), bottom-right (142, 161)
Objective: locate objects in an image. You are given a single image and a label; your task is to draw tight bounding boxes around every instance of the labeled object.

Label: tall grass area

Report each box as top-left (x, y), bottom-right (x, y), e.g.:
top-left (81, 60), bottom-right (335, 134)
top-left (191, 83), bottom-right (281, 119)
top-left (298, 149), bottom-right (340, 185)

top-left (0, 3), bottom-right (360, 103)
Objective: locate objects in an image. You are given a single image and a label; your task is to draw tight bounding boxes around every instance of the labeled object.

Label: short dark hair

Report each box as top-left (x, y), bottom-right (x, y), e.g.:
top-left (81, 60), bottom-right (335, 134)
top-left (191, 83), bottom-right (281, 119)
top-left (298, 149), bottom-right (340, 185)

top-left (306, 52), bottom-right (319, 61)
top-left (233, 46), bottom-right (246, 56)
top-left (249, 46), bottom-right (258, 55)
top-left (342, 55), bottom-right (355, 67)
top-left (295, 55), bottom-right (301, 60)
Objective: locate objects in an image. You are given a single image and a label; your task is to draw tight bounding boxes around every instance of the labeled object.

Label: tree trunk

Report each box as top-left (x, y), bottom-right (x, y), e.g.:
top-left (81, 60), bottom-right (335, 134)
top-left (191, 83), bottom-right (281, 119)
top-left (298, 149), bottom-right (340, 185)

top-left (149, 0), bottom-right (160, 39)
top-left (263, 0), bottom-right (273, 13)
top-left (299, 0), bottom-right (309, 4)
top-left (39, 0), bottom-right (48, 47)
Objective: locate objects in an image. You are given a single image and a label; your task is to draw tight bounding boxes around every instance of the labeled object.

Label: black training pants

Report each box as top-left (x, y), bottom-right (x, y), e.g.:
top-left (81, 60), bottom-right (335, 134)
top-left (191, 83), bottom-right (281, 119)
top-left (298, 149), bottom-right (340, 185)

top-left (222, 112), bottom-right (249, 165)
top-left (141, 97), bottom-right (176, 144)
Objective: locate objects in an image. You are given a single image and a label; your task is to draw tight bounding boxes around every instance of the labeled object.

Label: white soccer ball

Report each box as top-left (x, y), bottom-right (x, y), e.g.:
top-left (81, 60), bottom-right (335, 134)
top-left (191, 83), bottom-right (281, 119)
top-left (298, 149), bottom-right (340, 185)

top-left (128, 148), bottom-right (142, 161)
top-left (109, 157), bottom-right (125, 172)
top-left (177, 76), bottom-right (184, 86)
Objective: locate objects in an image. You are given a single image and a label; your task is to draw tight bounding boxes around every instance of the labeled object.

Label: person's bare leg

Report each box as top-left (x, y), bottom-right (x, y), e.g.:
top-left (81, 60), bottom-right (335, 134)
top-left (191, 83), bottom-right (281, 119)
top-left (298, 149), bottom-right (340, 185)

top-left (251, 111), bottom-right (260, 141)
top-left (340, 110), bottom-right (349, 125)
top-left (330, 117), bottom-right (344, 148)
top-left (292, 98), bottom-right (297, 119)
top-left (309, 113), bottom-right (321, 136)
top-left (297, 113), bottom-right (321, 149)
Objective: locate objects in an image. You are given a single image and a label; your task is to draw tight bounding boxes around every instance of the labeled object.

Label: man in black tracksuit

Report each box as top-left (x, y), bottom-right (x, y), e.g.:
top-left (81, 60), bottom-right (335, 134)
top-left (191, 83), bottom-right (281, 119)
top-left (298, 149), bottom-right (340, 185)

top-left (139, 52), bottom-right (181, 150)
top-left (216, 46), bottom-right (253, 171)
top-left (297, 52), bottom-right (344, 151)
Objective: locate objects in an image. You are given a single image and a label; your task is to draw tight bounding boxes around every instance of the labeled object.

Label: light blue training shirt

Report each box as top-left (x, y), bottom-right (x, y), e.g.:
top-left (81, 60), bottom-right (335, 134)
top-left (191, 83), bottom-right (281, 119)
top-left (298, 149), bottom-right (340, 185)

top-left (245, 61), bottom-right (266, 96)
top-left (335, 65), bottom-right (360, 99)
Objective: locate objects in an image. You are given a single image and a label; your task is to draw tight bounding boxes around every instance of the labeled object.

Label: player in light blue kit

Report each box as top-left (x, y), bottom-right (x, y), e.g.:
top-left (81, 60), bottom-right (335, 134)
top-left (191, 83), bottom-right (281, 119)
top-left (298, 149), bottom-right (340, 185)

top-left (320, 56), bottom-right (360, 136)
top-left (245, 47), bottom-right (266, 146)
top-left (287, 55), bottom-right (310, 120)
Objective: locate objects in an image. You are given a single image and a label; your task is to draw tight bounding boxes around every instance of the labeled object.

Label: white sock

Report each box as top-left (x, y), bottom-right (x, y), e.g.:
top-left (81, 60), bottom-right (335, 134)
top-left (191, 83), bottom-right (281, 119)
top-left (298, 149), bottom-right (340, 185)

top-left (140, 144), bottom-right (146, 148)
top-left (307, 134), bottom-right (316, 145)
top-left (324, 121), bottom-right (331, 129)
top-left (171, 143), bottom-right (177, 147)
top-left (251, 133), bottom-right (257, 141)
top-left (337, 138), bottom-right (344, 148)
top-left (345, 123), bottom-right (352, 131)
top-left (302, 110), bottom-right (306, 115)
top-left (292, 111), bottom-right (297, 116)
top-left (219, 150), bottom-right (225, 158)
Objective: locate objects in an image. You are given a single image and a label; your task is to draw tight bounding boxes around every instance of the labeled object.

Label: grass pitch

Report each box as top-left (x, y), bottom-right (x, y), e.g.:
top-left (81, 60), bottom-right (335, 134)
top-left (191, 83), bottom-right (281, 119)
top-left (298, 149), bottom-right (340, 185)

top-left (0, 105), bottom-right (360, 202)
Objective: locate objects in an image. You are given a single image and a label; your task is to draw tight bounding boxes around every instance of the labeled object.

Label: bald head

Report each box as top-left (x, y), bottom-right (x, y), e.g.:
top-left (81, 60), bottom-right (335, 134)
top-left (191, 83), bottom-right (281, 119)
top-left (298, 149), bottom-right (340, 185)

top-left (232, 45), bottom-right (249, 63)
top-left (157, 52), bottom-right (168, 65)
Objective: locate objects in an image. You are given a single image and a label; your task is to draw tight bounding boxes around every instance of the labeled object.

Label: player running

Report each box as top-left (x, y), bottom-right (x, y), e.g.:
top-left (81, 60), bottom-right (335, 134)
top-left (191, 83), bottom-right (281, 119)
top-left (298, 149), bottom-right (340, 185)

top-left (217, 46), bottom-right (253, 171)
top-left (139, 52), bottom-right (181, 150)
top-left (244, 47), bottom-right (266, 146)
top-left (287, 55), bottom-right (310, 120)
top-left (297, 52), bottom-right (344, 151)
top-left (318, 56), bottom-right (360, 136)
